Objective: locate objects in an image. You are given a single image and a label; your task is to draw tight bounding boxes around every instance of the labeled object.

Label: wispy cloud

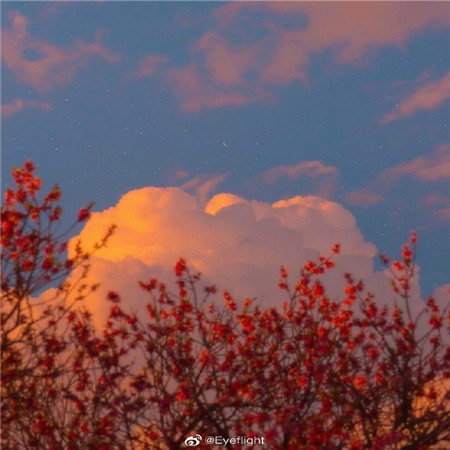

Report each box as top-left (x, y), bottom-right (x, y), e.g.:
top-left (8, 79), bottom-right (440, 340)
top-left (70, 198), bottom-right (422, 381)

top-left (1, 98), bottom-right (52, 118)
top-left (179, 173), bottom-right (229, 207)
top-left (381, 71), bottom-right (450, 124)
top-left (2, 10), bottom-right (121, 92)
top-left (163, 2), bottom-right (449, 112)
top-left (420, 192), bottom-right (450, 223)
top-left (167, 64), bottom-right (252, 112)
top-left (126, 54), bottom-right (168, 79)
top-left (261, 160), bottom-right (338, 184)
top-left (379, 143), bottom-right (450, 183)
top-left (344, 191), bottom-right (382, 206)
top-left (196, 31), bottom-right (262, 88)
top-left (251, 160), bottom-right (339, 198)
top-left (345, 143), bottom-right (450, 206)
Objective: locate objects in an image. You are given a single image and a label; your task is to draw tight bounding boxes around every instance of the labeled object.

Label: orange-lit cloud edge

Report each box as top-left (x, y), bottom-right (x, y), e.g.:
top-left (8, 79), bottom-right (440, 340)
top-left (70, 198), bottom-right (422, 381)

top-left (37, 186), bottom-right (449, 330)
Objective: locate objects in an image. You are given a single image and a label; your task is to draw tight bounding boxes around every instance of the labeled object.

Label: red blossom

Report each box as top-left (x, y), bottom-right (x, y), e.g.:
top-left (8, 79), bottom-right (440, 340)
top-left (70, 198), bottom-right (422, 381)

top-left (429, 315), bottom-right (442, 329)
top-left (332, 243), bottom-right (341, 254)
top-left (353, 375), bottom-right (368, 390)
top-left (174, 257), bottom-right (187, 276)
top-left (77, 207), bottom-right (90, 222)
top-left (107, 291), bottom-right (120, 303)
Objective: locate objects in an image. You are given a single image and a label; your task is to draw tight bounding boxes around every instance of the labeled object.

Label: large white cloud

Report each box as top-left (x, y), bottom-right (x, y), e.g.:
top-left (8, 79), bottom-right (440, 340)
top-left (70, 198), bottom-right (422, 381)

top-left (60, 187), bottom-right (434, 325)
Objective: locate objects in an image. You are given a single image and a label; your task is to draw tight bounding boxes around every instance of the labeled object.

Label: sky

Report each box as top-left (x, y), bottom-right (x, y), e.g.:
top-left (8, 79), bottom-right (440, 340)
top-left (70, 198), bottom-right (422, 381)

top-left (2, 1), bottom-right (450, 310)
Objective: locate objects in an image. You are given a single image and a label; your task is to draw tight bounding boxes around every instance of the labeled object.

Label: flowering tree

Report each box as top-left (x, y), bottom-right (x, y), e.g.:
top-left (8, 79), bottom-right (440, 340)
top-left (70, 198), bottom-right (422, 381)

top-left (1, 162), bottom-right (449, 449)
top-left (1, 161), bottom-right (115, 448)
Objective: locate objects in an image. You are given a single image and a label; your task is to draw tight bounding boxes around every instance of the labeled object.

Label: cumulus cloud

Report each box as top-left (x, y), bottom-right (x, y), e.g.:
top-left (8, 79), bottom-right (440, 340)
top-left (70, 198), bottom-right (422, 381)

top-left (1, 10), bottom-right (121, 92)
top-left (163, 2), bottom-right (449, 111)
top-left (432, 284), bottom-right (450, 305)
top-left (54, 186), bottom-right (436, 327)
top-left (382, 71), bottom-right (450, 124)
top-left (1, 98), bottom-right (52, 118)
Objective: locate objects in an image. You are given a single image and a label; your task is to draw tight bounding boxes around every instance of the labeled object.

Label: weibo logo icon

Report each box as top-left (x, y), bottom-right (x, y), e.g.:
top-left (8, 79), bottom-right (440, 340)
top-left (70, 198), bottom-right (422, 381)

top-left (184, 434), bottom-right (202, 446)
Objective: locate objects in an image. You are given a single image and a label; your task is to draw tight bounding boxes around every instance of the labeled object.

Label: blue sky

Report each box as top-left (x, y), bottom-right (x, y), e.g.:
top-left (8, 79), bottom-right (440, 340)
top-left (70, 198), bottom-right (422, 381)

top-left (2, 2), bottom-right (449, 297)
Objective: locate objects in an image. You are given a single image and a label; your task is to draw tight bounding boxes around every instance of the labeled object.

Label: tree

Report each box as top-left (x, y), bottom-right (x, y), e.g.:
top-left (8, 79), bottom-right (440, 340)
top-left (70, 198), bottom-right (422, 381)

top-left (1, 162), bottom-right (449, 449)
top-left (1, 161), bottom-right (115, 448)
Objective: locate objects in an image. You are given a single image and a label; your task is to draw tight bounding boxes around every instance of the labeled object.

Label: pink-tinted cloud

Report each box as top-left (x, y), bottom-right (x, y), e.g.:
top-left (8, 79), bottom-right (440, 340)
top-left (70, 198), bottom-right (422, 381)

top-left (432, 284), bottom-right (450, 304)
top-left (344, 144), bottom-right (450, 208)
top-left (1, 98), bottom-right (52, 118)
top-left (216, 2), bottom-right (449, 63)
top-left (382, 71), bottom-right (450, 123)
top-left (249, 160), bottom-right (339, 198)
top-left (292, 3), bottom-right (449, 64)
top-left (344, 191), bottom-right (382, 206)
top-left (170, 169), bottom-right (191, 183)
top-left (435, 208), bottom-right (450, 222)
top-left (420, 193), bottom-right (450, 223)
top-left (197, 31), bottom-right (260, 87)
top-left (259, 29), bottom-right (310, 85)
top-left (179, 173), bottom-right (229, 207)
top-left (126, 54), bottom-right (168, 79)
top-left (165, 2), bottom-right (449, 111)
top-left (262, 160), bottom-right (338, 184)
top-left (2, 10), bottom-right (121, 92)
top-left (380, 143), bottom-right (450, 182)
top-left (38, 2), bottom-right (77, 20)
top-left (167, 64), bottom-right (251, 112)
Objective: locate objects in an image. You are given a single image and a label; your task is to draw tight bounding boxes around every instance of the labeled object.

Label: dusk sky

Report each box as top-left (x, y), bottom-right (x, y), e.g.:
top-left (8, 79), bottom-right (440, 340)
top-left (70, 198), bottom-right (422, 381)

top-left (2, 1), bottom-right (449, 306)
